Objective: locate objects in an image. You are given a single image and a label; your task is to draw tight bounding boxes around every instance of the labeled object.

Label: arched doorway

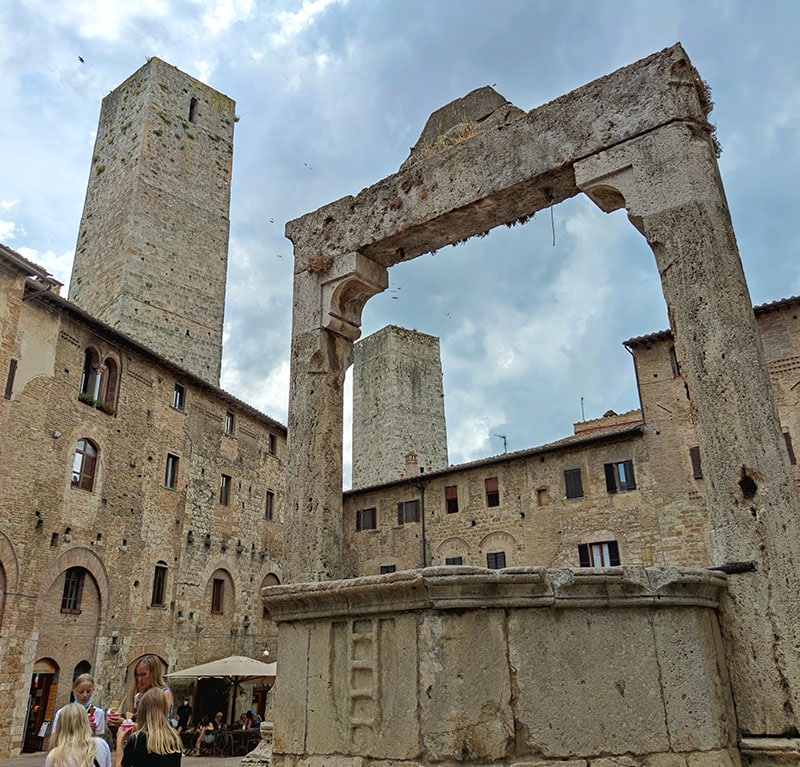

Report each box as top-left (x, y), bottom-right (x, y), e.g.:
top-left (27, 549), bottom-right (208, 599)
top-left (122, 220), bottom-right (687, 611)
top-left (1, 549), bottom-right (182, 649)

top-left (22, 658), bottom-right (58, 752)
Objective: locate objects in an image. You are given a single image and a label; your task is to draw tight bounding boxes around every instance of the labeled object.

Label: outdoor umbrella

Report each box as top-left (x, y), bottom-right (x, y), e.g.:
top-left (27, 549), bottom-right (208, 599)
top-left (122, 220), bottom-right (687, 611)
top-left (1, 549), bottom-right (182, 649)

top-left (167, 655), bottom-right (276, 723)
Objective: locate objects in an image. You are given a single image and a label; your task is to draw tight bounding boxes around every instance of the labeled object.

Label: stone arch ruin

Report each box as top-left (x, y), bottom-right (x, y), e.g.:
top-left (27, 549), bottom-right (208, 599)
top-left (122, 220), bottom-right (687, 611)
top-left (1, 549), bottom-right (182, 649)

top-left (272, 44), bottom-right (800, 766)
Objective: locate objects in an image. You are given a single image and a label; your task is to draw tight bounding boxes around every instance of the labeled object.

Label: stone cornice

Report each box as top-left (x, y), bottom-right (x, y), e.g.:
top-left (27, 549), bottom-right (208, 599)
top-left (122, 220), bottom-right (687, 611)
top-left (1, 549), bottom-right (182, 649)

top-left (262, 566), bottom-right (726, 623)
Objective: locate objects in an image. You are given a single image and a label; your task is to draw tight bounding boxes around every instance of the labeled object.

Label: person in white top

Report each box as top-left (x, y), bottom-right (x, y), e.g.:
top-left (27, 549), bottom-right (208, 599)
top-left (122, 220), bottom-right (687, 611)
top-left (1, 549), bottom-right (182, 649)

top-left (52, 674), bottom-right (106, 738)
top-left (46, 703), bottom-right (111, 767)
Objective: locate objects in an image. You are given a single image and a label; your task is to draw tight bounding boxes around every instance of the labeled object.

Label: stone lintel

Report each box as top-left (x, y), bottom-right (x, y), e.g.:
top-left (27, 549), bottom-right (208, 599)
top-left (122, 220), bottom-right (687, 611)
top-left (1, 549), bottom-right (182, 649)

top-left (262, 566), bottom-right (725, 623)
top-left (285, 44), bottom-right (709, 267)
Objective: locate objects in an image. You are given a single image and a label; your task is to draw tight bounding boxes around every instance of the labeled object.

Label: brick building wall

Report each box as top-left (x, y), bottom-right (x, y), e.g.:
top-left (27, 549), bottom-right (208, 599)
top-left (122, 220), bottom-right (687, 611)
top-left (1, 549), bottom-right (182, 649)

top-left (0, 249), bottom-right (285, 754)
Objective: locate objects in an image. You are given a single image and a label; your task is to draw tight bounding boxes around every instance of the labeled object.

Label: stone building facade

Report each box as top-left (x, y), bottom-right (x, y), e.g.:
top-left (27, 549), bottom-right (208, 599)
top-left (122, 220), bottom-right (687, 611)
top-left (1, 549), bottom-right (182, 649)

top-left (343, 296), bottom-right (799, 577)
top-left (68, 57), bottom-right (234, 386)
top-left (351, 325), bottom-right (448, 488)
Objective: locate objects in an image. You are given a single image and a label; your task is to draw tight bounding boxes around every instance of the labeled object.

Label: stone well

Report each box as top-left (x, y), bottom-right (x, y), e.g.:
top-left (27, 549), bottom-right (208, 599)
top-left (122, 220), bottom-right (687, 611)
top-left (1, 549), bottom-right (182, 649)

top-left (264, 566), bottom-right (738, 766)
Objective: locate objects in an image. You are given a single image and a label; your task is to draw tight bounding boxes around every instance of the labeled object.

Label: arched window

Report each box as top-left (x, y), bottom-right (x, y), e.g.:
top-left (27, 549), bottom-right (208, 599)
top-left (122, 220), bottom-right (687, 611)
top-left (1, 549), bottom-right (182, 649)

top-left (79, 349), bottom-right (120, 413)
top-left (261, 573), bottom-right (280, 619)
top-left (151, 561), bottom-right (168, 606)
top-left (102, 357), bottom-right (119, 409)
top-left (71, 439), bottom-right (98, 491)
top-left (207, 569), bottom-right (234, 616)
top-left (61, 567), bottom-right (86, 613)
top-left (80, 348), bottom-right (102, 399)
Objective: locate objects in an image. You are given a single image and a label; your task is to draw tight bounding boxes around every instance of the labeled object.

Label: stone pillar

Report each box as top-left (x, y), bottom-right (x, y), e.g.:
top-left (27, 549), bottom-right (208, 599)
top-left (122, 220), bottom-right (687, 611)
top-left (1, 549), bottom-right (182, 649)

top-left (282, 248), bottom-right (387, 582)
top-left (576, 121), bottom-right (800, 738)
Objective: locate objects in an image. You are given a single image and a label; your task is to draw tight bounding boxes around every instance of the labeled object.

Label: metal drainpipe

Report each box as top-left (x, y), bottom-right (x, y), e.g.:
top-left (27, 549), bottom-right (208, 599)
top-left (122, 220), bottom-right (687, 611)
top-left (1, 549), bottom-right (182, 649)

top-left (409, 478), bottom-right (427, 568)
top-left (624, 342), bottom-right (645, 425)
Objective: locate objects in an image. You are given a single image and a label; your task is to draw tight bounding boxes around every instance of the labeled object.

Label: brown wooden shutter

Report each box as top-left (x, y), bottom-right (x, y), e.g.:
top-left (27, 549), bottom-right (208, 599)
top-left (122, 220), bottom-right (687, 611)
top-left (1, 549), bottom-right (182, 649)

top-left (604, 463), bottom-right (617, 493)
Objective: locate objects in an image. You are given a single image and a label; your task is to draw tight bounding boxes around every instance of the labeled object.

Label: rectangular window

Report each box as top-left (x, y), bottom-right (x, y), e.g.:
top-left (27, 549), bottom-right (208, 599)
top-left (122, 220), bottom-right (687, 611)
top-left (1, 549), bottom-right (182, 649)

top-left (379, 565), bottom-right (396, 574)
top-left (268, 433), bottom-right (277, 456)
top-left (564, 468), bottom-right (584, 499)
top-left (604, 460), bottom-right (637, 493)
top-left (211, 578), bottom-right (225, 614)
top-left (172, 383), bottom-right (186, 410)
top-left (445, 556), bottom-right (464, 566)
top-left (397, 499), bottom-right (420, 525)
top-left (578, 540), bottom-right (621, 567)
top-left (356, 507), bottom-right (377, 531)
top-left (445, 485), bottom-right (459, 514)
top-left (265, 490), bottom-right (275, 521)
top-left (486, 551), bottom-right (506, 569)
top-left (224, 410), bottom-right (235, 436)
top-left (165, 453), bottom-right (179, 489)
top-left (485, 477), bottom-right (500, 507)
top-left (4, 358), bottom-right (17, 399)
top-left (689, 446), bottom-right (703, 479)
top-left (220, 474), bottom-right (231, 506)
top-left (151, 563), bottom-right (167, 606)
top-left (784, 432), bottom-right (797, 466)
top-left (61, 568), bottom-right (85, 613)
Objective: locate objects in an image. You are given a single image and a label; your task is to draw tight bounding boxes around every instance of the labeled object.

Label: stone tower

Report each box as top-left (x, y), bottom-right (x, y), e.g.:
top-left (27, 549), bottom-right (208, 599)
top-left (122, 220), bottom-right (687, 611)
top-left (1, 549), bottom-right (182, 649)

top-left (352, 325), bottom-right (448, 488)
top-left (68, 58), bottom-right (235, 385)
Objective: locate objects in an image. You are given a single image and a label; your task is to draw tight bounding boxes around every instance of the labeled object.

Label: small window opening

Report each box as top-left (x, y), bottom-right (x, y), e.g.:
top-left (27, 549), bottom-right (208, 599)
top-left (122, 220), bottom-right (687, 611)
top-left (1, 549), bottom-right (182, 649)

top-left (189, 97), bottom-right (198, 123)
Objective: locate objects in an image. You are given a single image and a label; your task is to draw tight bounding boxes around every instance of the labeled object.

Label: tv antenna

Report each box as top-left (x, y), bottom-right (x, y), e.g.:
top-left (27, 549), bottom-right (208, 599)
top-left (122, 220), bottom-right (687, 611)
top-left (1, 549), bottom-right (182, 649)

top-left (493, 434), bottom-right (507, 454)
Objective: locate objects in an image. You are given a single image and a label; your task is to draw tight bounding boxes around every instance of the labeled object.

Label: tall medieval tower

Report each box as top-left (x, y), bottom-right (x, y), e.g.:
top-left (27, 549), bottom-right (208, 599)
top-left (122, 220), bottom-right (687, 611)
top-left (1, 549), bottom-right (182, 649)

top-left (352, 325), bottom-right (449, 489)
top-left (68, 58), bottom-right (235, 385)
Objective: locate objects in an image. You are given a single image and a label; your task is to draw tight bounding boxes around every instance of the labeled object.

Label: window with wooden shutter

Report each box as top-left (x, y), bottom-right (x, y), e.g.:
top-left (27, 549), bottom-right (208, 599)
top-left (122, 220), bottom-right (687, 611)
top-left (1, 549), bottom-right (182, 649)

top-left (579, 540), bottom-right (620, 567)
top-left (689, 446), bottom-right (703, 479)
top-left (397, 500), bottom-right (420, 524)
top-left (445, 485), bottom-right (459, 514)
top-left (356, 507), bottom-right (377, 531)
top-left (564, 468), bottom-right (583, 499)
top-left (445, 556), bottom-right (464, 566)
top-left (604, 460), bottom-right (636, 493)
top-left (485, 477), bottom-right (500, 507)
top-left (211, 578), bottom-right (225, 614)
top-left (486, 551), bottom-right (506, 569)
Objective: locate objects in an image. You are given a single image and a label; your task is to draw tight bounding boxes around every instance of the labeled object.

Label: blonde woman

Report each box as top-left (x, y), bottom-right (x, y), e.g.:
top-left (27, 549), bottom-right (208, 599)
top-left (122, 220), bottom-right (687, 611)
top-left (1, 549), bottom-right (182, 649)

top-left (108, 655), bottom-right (173, 730)
top-left (46, 702), bottom-right (111, 767)
top-left (53, 674), bottom-right (106, 737)
top-left (117, 688), bottom-right (182, 767)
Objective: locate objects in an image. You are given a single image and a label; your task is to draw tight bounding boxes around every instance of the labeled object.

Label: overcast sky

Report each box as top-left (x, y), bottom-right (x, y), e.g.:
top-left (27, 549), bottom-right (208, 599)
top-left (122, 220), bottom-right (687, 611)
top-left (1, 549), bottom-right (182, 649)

top-left (3, 0), bottom-right (799, 486)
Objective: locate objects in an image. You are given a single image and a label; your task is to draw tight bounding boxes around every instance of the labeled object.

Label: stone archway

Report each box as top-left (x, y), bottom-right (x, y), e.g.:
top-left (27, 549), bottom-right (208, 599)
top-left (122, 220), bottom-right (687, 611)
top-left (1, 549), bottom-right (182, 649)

top-left (282, 43), bottom-right (800, 749)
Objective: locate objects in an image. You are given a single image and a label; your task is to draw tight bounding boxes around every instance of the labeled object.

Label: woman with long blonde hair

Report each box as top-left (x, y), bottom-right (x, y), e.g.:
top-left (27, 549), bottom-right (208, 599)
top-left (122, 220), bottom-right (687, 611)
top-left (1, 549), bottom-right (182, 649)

top-left (117, 687), bottom-right (182, 766)
top-left (108, 655), bottom-right (174, 732)
top-left (46, 702), bottom-right (111, 767)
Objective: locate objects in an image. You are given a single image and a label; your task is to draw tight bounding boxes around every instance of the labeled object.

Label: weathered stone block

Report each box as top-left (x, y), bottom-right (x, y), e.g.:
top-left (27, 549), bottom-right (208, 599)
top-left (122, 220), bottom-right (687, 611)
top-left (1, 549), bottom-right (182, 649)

top-left (419, 609), bottom-right (513, 761)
